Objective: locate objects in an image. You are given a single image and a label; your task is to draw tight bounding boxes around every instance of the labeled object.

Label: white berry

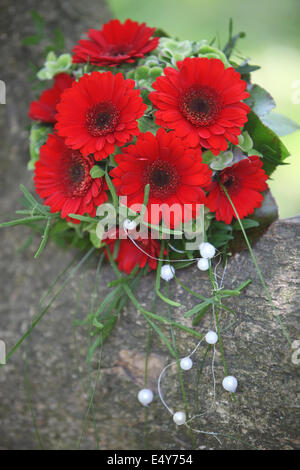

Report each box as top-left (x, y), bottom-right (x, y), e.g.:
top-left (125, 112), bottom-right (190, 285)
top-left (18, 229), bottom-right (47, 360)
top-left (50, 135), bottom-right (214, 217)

top-left (160, 264), bottom-right (175, 282)
top-left (137, 388), bottom-right (154, 406)
top-left (197, 258), bottom-right (209, 271)
top-left (222, 376), bottom-right (238, 393)
top-left (123, 218), bottom-right (137, 231)
top-left (180, 357), bottom-right (193, 371)
top-left (173, 411), bottom-right (186, 425)
top-left (199, 242), bottom-right (216, 259)
top-left (205, 330), bottom-right (218, 344)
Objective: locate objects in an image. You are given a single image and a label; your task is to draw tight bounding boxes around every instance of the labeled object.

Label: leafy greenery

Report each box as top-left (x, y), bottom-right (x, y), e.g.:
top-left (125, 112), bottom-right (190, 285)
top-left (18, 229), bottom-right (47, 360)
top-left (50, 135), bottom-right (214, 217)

top-left (37, 52), bottom-right (72, 80)
top-left (245, 111), bottom-right (290, 175)
top-left (246, 85), bottom-right (275, 117)
top-left (23, 10), bottom-right (65, 55)
top-left (28, 124), bottom-right (52, 170)
top-left (261, 113), bottom-right (300, 137)
top-left (90, 166), bottom-right (106, 179)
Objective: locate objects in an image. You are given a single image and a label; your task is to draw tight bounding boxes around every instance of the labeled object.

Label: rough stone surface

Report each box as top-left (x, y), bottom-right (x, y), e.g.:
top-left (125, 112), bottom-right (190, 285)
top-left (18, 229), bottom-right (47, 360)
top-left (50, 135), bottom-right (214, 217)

top-left (0, 0), bottom-right (299, 451)
top-left (1, 217), bottom-right (299, 450)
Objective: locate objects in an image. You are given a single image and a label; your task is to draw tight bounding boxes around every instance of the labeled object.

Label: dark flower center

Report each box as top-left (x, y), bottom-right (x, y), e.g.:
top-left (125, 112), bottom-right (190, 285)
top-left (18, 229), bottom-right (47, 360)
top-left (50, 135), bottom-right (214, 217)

top-left (179, 86), bottom-right (222, 127)
top-left (61, 152), bottom-right (93, 197)
top-left (143, 160), bottom-right (180, 199)
top-left (108, 44), bottom-right (131, 57)
top-left (219, 172), bottom-right (240, 195)
top-left (86, 101), bottom-right (120, 137)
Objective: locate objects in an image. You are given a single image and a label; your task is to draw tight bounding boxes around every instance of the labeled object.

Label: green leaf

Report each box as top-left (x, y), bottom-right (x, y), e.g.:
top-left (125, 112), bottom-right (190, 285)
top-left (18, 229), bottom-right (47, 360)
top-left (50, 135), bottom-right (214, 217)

top-left (238, 131), bottom-right (253, 152)
top-left (144, 317), bottom-right (176, 357)
top-left (90, 166), bottom-right (105, 178)
top-left (31, 10), bottom-right (45, 37)
top-left (210, 151), bottom-right (233, 170)
top-left (155, 243), bottom-right (181, 308)
top-left (105, 171), bottom-right (118, 208)
top-left (184, 300), bottom-right (211, 318)
top-left (142, 183), bottom-right (150, 206)
top-left (34, 218), bottom-right (51, 258)
top-left (138, 116), bottom-right (159, 134)
top-left (192, 303), bottom-right (211, 326)
top-left (153, 28), bottom-right (170, 38)
top-left (244, 111), bottom-right (290, 175)
top-left (135, 66), bottom-right (150, 80)
top-left (235, 63), bottom-right (260, 74)
top-left (202, 149), bottom-right (218, 166)
top-left (232, 218), bottom-right (259, 231)
top-left (0, 216), bottom-right (47, 228)
top-left (68, 214), bottom-right (96, 223)
top-left (246, 85), bottom-right (275, 117)
top-left (23, 35), bottom-right (41, 46)
top-left (149, 67), bottom-right (163, 79)
top-left (223, 31), bottom-right (246, 58)
top-left (53, 28), bottom-right (65, 51)
top-left (89, 230), bottom-right (102, 248)
top-left (28, 124), bottom-right (51, 170)
top-left (261, 113), bottom-right (300, 137)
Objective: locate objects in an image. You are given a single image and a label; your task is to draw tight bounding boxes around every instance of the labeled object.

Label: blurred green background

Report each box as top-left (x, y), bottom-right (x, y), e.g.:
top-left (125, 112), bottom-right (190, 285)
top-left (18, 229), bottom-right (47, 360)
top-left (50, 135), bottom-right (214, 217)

top-left (108, 0), bottom-right (300, 218)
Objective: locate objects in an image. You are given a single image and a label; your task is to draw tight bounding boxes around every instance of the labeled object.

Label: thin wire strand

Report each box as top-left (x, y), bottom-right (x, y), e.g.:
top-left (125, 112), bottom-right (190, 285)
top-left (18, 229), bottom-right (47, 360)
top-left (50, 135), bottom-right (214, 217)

top-left (157, 361), bottom-right (177, 415)
top-left (126, 231), bottom-right (200, 263)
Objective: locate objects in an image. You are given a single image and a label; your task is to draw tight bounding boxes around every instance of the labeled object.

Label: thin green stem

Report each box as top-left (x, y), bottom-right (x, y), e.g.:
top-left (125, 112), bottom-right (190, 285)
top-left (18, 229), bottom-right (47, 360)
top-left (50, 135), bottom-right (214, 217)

top-left (195, 345), bottom-right (211, 411)
top-left (34, 217), bottom-right (51, 259)
top-left (221, 184), bottom-right (291, 345)
top-left (207, 261), bottom-right (237, 401)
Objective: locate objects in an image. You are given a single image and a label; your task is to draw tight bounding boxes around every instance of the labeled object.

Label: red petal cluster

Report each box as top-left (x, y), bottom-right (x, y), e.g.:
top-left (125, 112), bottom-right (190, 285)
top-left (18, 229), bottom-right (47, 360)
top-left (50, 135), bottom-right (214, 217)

top-left (149, 57), bottom-right (250, 155)
top-left (205, 156), bottom-right (269, 224)
top-left (34, 134), bottom-right (108, 223)
top-left (28, 73), bottom-right (74, 123)
top-left (55, 71), bottom-right (146, 160)
top-left (110, 128), bottom-right (212, 228)
top-left (72, 19), bottom-right (159, 66)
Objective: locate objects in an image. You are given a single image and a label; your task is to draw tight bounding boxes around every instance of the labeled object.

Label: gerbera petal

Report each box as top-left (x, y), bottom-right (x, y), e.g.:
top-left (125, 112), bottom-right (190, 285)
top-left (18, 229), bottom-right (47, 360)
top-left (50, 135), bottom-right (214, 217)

top-left (150, 57), bottom-right (250, 156)
top-left (72, 19), bottom-right (158, 67)
top-left (34, 134), bottom-right (107, 223)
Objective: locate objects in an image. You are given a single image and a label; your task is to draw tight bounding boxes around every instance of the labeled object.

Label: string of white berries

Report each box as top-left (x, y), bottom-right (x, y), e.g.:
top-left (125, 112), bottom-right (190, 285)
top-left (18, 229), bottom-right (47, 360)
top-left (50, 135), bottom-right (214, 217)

top-left (173, 411), bottom-right (186, 425)
top-left (123, 218), bottom-right (137, 231)
top-left (138, 327), bottom-right (237, 426)
top-left (197, 242), bottom-right (216, 271)
top-left (199, 242), bottom-right (216, 259)
top-left (137, 388), bottom-right (154, 406)
top-left (160, 264), bottom-right (175, 282)
top-left (222, 376), bottom-right (238, 393)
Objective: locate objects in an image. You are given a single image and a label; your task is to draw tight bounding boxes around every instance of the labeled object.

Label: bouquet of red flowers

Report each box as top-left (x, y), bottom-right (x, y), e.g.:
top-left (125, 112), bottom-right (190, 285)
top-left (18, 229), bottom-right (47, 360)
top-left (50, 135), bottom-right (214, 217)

top-left (1, 17), bottom-right (298, 440)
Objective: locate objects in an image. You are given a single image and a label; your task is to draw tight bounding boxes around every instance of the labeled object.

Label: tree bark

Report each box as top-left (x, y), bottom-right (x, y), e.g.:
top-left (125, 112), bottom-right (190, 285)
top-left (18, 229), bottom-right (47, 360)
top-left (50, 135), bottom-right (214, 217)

top-left (0, 0), bottom-right (299, 451)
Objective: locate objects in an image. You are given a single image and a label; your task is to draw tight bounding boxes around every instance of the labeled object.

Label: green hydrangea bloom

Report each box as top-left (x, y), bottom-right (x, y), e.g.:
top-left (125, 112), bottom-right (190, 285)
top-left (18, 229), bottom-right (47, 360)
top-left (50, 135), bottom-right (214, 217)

top-left (37, 52), bottom-right (72, 80)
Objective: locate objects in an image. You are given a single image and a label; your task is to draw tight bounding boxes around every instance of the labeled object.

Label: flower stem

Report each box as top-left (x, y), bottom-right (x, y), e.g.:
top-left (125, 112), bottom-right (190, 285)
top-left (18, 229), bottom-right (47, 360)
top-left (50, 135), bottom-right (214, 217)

top-left (221, 184), bottom-right (291, 345)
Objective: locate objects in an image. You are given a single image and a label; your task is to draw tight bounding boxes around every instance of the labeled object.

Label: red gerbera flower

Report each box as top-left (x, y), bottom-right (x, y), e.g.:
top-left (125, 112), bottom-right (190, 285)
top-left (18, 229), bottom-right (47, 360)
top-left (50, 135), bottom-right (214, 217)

top-left (34, 133), bottom-right (108, 223)
top-left (110, 128), bottom-right (212, 228)
top-left (55, 71), bottom-right (146, 161)
top-left (205, 156), bottom-right (269, 224)
top-left (72, 19), bottom-right (159, 67)
top-left (28, 73), bottom-right (74, 123)
top-left (149, 57), bottom-right (250, 156)
top-left (104, 228), bottom-right (162, 274)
